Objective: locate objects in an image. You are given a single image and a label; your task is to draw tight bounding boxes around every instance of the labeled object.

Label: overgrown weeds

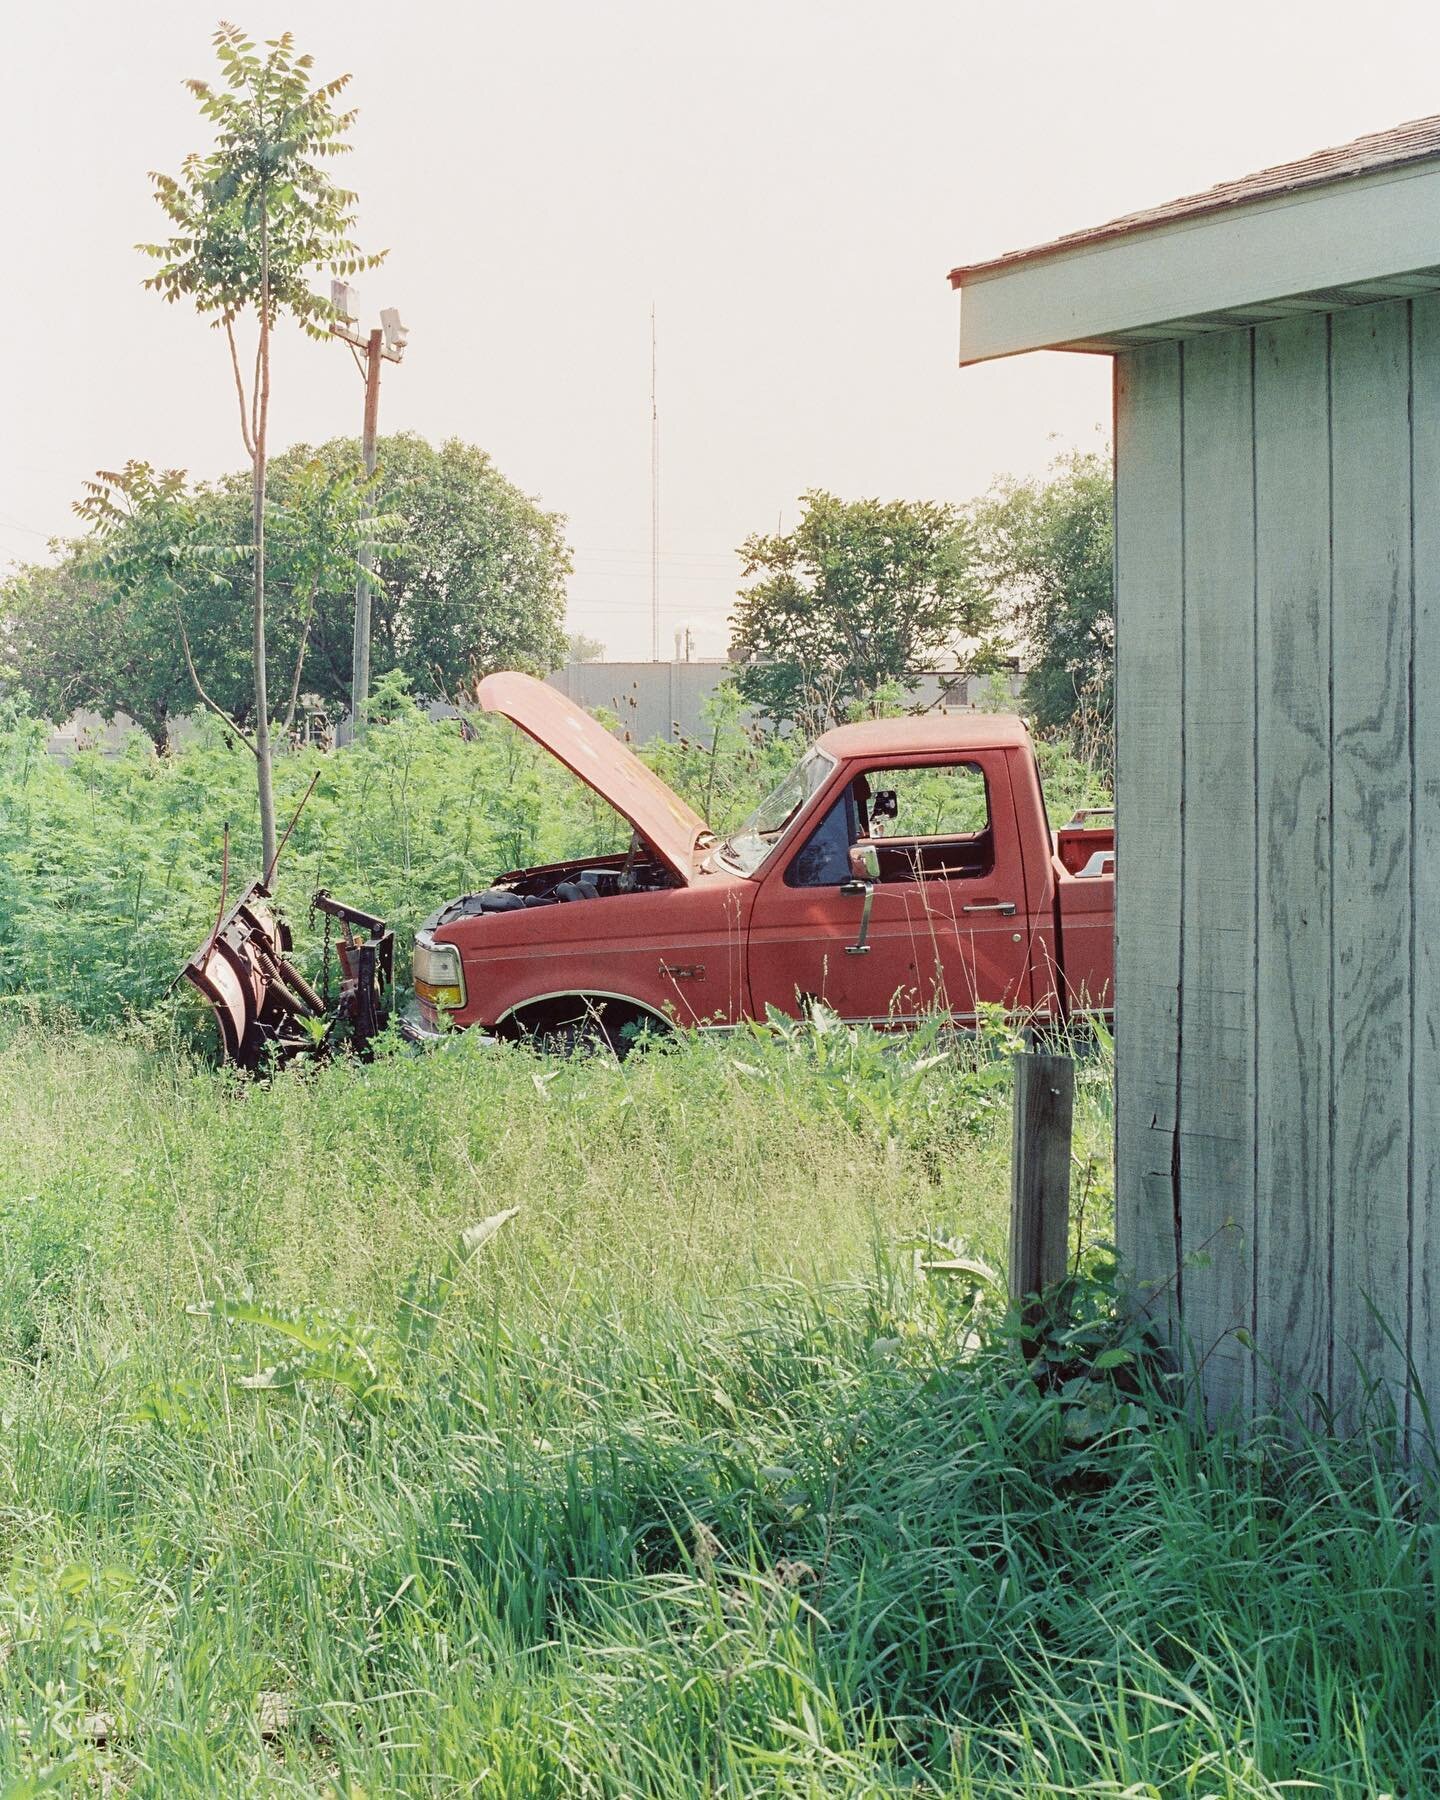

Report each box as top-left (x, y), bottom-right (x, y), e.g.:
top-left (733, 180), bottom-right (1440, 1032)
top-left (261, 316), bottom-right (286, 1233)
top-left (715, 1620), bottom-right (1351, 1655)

top-left (0, 1024), bottom-right (1432, 1794)
top-left (0, 680), bottom-right (1111, 1033)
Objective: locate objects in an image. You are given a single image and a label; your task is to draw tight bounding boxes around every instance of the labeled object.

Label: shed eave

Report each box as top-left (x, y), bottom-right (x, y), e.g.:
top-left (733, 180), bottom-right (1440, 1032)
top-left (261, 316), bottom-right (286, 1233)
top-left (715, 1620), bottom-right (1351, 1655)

top-left (954, 159), bottom-right (1440, 365)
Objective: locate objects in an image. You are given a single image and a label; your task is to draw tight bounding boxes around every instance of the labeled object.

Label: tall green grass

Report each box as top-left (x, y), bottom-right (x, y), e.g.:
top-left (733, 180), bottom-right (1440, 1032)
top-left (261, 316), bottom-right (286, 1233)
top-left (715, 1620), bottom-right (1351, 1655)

top-left (0, 1022), bottom-right (1433, 1796)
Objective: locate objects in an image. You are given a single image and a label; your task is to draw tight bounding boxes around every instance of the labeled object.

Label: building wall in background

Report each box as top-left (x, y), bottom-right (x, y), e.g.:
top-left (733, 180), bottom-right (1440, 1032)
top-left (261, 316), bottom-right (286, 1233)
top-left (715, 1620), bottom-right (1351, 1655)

top-left (44, 665), bottom-right (1026, 758)
top-left (543, 661), bottom-right (1024, 742)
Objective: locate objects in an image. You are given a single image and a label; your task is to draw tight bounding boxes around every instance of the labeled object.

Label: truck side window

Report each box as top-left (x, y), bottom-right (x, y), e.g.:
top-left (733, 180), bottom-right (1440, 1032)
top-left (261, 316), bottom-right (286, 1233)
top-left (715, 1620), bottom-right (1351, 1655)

top-left (855, 762), bottom-right (993, 882)
top-left (785, 790), bottom-right (856, 887)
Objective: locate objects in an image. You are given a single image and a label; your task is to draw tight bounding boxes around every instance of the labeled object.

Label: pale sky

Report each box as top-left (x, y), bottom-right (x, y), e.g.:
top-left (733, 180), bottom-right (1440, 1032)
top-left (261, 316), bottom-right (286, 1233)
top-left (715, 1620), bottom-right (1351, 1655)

top-left (4, 1), bottom-right (1439, 659)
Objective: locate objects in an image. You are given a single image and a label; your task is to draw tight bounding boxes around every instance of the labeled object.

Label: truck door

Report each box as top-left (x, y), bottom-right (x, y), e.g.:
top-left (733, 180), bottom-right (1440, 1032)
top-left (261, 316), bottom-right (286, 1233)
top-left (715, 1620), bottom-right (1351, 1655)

top-left (745, 752), bottom-right (1034, 1024)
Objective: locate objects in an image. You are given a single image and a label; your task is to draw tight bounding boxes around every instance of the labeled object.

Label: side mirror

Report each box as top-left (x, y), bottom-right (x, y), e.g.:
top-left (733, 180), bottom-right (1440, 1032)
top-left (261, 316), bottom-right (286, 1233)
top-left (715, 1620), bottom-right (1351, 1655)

top-left (849, 843), bottom-right (880, 883)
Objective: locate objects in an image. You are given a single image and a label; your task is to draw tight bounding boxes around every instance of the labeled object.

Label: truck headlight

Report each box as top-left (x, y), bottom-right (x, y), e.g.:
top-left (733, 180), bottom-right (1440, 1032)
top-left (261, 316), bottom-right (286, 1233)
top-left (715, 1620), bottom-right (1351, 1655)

top-left (413, 932), bottom-right (466, 1010)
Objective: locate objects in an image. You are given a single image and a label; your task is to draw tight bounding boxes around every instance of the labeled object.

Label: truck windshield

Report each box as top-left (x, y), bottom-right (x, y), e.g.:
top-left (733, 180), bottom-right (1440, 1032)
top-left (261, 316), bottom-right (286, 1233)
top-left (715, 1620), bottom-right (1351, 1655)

top-left (716, 748), bottom-right (835, 875)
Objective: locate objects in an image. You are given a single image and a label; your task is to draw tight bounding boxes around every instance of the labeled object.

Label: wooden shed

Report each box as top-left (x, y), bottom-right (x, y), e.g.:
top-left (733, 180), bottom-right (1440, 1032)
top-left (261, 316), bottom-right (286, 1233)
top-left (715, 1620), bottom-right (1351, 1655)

top-left (951, 118), bottom-right (1440, 1426)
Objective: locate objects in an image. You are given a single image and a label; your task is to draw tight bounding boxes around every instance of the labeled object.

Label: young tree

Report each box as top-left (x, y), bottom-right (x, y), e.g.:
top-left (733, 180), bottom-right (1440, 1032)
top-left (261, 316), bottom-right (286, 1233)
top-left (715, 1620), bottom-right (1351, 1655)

top-left (971, 450), bottom-right (1114, 736)
top-left (140, 22), bottom-right (383, 868)
top-left (728, 490), bottom-right (991, 734)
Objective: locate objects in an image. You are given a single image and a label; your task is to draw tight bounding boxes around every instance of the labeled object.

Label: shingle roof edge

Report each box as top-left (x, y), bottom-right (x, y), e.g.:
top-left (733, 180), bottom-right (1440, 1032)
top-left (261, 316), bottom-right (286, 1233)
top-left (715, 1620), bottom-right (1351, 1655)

top-left (949, 113), bottom-right (1440, 287)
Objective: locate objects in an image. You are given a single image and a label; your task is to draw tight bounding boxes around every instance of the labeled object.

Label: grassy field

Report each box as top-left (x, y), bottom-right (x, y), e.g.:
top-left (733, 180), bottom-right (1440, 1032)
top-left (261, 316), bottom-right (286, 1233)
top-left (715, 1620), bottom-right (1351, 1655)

top-left (0, 1019), bottom-right (1435, 1797)
top-left (2, 700), bottom-right (1433, 1795)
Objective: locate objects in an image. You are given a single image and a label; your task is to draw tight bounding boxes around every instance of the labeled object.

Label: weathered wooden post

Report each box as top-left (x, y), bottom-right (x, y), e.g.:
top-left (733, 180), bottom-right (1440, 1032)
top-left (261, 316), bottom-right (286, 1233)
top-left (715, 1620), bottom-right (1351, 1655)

top-left (1010, 1052), bottom-right (1075, 1321)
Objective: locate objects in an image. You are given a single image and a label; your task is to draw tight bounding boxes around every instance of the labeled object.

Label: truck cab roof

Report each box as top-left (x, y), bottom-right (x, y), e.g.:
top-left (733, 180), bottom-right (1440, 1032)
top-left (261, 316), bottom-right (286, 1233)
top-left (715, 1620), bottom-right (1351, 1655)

top-left (814, 711), bottom-right (1032, 759)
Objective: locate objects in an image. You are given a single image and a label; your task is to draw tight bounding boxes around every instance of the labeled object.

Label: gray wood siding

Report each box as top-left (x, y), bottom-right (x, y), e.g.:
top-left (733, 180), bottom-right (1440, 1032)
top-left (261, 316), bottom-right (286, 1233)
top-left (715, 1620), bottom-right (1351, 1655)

top-left (1114, 346), bottom-right (1185, 1320)
top-left (1411, 294), bottom-right (1440, 1435)
top-left (1252, 315), bottom-right (1333, 1413)
top-left (1116, 297), bottom-right (1435, 1426)
top-left (1177, 333), bottom-right (1258, 1419)
top-left (1328, 302), bottom-right (1413, 1423)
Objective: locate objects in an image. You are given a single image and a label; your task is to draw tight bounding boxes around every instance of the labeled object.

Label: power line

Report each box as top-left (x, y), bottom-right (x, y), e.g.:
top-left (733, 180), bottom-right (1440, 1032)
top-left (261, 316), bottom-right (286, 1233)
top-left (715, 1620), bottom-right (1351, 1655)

top-left (0, 514), bottom-right (55, 539)
top-left (570, 576), bottom-right (742, 589)
top-left (580, 545), bottom-right (738, 561)
top-left (650, 305), bottom-right (660, 663)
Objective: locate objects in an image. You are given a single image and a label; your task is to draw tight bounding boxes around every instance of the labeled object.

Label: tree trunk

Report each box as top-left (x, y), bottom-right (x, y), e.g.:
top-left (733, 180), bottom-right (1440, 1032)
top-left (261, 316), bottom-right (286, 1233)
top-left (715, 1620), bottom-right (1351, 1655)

top-left (253, 442), bottom-right (277, 874)
top-left (253, 222), bottom-right (278, 877)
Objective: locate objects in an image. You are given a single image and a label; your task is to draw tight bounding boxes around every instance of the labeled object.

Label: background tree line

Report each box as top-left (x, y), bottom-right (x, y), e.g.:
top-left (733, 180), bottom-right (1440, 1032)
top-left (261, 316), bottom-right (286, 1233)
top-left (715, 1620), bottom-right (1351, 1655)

top-left (0, 432), bottom-right (569, 747)
top-left (727, 449), bottom-right (1113, 743)
top-left (0, 443), bottom-right (1109, 751)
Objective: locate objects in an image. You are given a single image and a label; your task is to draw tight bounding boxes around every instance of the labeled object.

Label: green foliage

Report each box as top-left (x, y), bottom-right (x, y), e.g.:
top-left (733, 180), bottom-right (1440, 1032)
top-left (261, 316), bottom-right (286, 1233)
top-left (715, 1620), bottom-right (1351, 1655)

top-left (0, 542), bottom-right (196, 750)
top-left (67, 456), bottom-right (396, 745)
top-left (139, 24), bottom-right (382, 337)
top-left (267, 455), bottom-right (401, 729)
top-left (1, 434), bottom-right (569, 738)
top-left (566, 630), bottom-right (607, 663)
top-left (0, 682), bottom-right (600, 1025)
top-left (641, 679), bottom-right (797, 834)
top-left (729, 490), bottom-right (993, 733)
top-left (279, 432), bottom-right (571, 697)
top-left (972, 448), bottom-right (1115, 736)
top-left (735, 1000), bottom-right (1012, 1150)
top-left (1033, 730), bottom-right (1115, 822)
top-left (140, 20), bottom-right (387, 871)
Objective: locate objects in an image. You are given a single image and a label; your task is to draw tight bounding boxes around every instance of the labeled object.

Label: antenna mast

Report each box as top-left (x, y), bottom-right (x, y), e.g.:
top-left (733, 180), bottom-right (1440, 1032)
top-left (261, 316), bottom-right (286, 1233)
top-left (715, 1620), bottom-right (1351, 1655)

top-left (650, 305), bottom-right (660, 662)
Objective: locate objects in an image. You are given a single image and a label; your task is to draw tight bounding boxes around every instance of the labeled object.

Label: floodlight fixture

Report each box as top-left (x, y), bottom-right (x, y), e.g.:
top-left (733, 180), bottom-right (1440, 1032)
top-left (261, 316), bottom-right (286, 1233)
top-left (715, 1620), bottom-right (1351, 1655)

top-left (331, 279), bottom-right (359, 322)
top-left (380, 308), bottom-right (409, 355)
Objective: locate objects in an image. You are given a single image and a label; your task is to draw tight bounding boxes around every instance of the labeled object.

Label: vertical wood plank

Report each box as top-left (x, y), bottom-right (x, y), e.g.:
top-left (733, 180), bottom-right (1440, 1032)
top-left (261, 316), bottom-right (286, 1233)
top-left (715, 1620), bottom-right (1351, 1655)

top-left (1010, 1052), bottom-right (1075, 1319)
top-left (1329, 299), bottom-right (1413, 1424)
top-left (1178, 328), bottom-right (1258, 1420)
top-left (1407, 295), bottom-right (1440, 1446)
top-left (1252, 315), bottom-right (1333, 1415)
top-left (1114, 345), bottom-right (1185, 1321)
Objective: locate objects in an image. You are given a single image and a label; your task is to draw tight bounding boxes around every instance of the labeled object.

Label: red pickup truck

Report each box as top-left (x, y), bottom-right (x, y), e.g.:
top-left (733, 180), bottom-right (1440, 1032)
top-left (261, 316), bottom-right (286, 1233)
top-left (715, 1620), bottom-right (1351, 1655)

top-left (185, 673), bottom-right (1113, 1064)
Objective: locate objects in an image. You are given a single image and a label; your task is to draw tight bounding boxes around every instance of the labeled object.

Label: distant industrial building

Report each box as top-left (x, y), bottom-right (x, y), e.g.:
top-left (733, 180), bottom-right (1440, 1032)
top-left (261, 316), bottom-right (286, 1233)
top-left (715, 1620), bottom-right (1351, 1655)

top-left (544, 660), bottom-right (1024, 743)
top-left (44, 662), bottom-right (1023, 758)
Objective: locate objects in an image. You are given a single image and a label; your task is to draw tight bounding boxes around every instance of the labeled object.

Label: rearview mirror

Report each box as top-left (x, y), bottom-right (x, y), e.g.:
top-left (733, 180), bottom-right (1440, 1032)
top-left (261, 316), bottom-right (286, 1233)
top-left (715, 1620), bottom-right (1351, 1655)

top-left (849, 843), bottom-right (880, 883)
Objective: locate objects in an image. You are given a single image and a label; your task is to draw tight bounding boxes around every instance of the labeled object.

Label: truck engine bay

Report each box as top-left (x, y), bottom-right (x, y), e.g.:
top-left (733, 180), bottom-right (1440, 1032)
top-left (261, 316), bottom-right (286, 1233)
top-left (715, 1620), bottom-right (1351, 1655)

top-left (423, 843), bottom-right (677, 930)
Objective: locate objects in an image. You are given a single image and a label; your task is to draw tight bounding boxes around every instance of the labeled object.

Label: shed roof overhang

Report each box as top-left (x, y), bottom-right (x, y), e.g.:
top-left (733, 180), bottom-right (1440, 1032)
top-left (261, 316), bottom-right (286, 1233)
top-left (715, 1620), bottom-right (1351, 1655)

top-left (949, 118), bottom-right (1440, 365)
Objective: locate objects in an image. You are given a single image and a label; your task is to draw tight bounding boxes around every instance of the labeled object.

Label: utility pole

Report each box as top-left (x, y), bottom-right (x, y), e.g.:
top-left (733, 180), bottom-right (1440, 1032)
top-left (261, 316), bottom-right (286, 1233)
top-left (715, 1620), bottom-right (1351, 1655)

top-left (329, 282), bottom-right (409, 735)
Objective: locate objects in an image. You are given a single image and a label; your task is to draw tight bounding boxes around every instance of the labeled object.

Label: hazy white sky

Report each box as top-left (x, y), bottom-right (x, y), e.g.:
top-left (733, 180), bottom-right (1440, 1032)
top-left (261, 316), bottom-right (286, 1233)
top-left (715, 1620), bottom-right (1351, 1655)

top-left (4, 1), bottom-right (1440, 658)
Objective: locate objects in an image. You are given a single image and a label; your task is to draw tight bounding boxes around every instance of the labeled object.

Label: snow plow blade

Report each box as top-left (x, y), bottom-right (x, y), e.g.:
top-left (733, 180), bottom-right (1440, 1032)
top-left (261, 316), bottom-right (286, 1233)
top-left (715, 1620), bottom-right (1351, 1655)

top-left (181, 882), bottom-right (393, 1071)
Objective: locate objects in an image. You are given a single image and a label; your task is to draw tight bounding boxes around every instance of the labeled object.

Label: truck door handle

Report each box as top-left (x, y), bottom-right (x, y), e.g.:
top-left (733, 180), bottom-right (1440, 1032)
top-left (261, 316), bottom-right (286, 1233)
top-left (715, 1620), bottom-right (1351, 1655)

top-left (962, 900), bottom-right (1016, 916)
top-left (841, 880), bottom-right (874, 955)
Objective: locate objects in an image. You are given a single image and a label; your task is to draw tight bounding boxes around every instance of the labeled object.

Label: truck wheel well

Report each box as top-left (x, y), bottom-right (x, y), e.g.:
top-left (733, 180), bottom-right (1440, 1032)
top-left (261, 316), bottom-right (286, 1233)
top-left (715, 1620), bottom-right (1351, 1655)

top-left (496, 994), bottom-right (672, 1057)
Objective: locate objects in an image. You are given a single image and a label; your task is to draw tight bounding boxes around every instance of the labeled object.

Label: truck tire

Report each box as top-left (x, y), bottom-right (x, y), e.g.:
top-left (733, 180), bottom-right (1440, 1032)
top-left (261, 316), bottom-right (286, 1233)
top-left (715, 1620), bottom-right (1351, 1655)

top-left (501, 996), bottom-right (670, 1059)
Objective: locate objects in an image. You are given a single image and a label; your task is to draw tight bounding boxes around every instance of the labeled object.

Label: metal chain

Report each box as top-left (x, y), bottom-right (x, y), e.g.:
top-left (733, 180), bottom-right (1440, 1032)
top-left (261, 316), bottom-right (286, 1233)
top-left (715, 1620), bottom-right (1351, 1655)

top-left (309, 893), bottom-right (333, 1007)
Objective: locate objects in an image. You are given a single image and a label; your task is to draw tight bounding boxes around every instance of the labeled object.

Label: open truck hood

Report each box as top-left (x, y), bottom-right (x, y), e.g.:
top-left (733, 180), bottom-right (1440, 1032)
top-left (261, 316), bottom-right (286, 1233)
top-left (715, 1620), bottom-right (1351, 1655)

top-left (476, 672), bottom-right (707, 883)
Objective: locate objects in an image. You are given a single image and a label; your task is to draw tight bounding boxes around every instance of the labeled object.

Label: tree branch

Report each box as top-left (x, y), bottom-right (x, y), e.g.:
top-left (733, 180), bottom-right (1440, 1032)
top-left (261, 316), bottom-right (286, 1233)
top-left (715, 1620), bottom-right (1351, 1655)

top-left (283, 574), bottom-right (318, 732)
top-left (173, 603), bottom-right (258, 756)
top-left (251, 323), bottom-right (263, 452)
top-left (224, 318), bottom-right (256, 461)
